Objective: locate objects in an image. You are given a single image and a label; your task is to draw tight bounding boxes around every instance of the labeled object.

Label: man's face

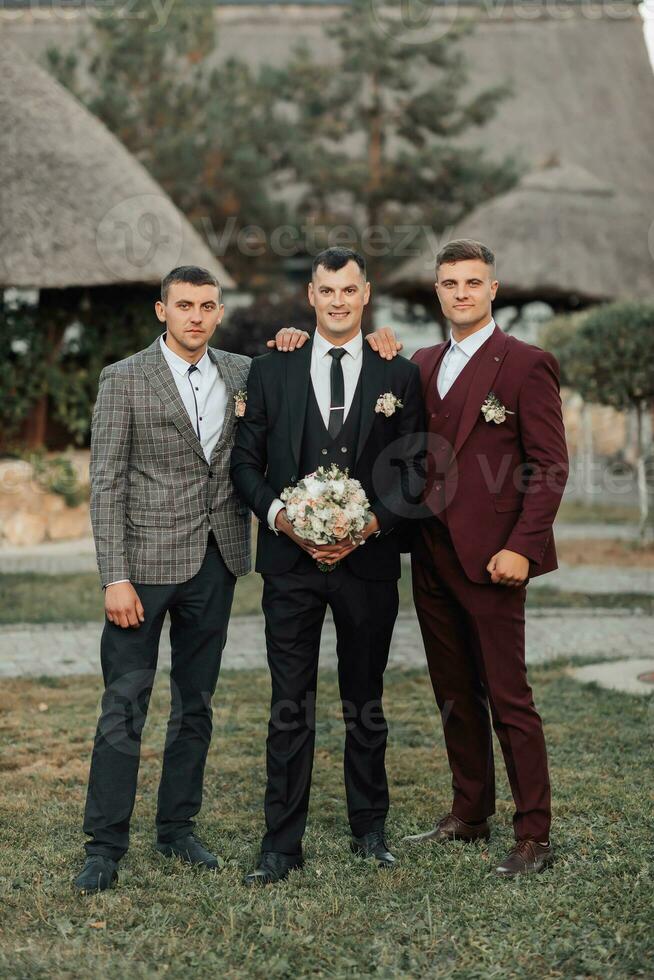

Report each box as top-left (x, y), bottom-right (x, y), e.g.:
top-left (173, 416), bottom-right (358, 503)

top-left (155, 282), bottom-right (224, 356)
top-left (435, 259), bottom-right (498, 331)
top-left (308, 261), bottom-right (370, 340)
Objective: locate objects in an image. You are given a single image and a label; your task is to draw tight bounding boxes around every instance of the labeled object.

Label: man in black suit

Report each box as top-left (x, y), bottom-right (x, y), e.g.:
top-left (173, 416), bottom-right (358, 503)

top-left (230, 247), bottom-right (424, 885)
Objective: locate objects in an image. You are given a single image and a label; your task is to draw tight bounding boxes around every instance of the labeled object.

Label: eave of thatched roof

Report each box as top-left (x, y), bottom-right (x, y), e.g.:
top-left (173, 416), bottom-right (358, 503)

top-left (0, 41), bottom-right (235, 290)
top-left (389, 163), bottom-right (654, 303)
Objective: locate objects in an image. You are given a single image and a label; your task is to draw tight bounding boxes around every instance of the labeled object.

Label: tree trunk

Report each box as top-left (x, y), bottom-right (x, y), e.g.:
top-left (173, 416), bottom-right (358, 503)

top-left (634, 399), bottom-right (650, 542)
top-left (579, 399), bottom-right (594, 503)
top-left (22, 295), bottom-right (68, 450)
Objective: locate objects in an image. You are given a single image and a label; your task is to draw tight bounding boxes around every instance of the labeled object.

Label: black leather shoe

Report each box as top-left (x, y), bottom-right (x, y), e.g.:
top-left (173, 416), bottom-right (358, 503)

top-left (243, 851), bottom-right (303, 887)
top-left (351, 831), bottom-right (397, 869)
top-left (73, 856), bottom-right (118, 894)
top-left (156, 833), bottom-right (222, 870)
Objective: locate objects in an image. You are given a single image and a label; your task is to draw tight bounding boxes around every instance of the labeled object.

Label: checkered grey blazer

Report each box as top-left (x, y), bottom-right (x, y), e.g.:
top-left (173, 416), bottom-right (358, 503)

top-left (90, 336), bottom-right (252, 586)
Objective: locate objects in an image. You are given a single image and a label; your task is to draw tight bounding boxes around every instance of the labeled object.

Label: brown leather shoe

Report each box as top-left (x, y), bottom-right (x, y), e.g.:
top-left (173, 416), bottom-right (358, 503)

top-left (495, 839), bottom-right (553, 877)
top-left (403, 813), bottom-right (490, 844)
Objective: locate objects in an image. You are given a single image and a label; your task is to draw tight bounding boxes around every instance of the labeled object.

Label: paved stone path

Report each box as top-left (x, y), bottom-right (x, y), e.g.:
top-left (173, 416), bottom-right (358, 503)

top-left (569, 658), bottom-right (654, 696)
top-left (528, 564), bottom-right (653, 595)
top-left (1, 608), bottom-right (652, 679)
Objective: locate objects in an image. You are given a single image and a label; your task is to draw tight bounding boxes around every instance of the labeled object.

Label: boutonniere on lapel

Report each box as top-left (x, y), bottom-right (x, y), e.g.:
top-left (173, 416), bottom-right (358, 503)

top-left (374, 392), bottom-right (403, 418)
top-left (234, 390), bottom-right (247, 418)
top-left (481, 391), bottom-right (514, 424)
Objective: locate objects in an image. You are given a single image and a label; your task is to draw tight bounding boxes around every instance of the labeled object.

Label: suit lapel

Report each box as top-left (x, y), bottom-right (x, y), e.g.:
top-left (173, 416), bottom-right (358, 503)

top-left (208, 348), bottom-right (240, 461)
top-left (142, 338), bottom-right (206, 462)
top-left (453, 326), bottom-right (508, 458)
top-left (356, 342), bottom-right (388, 463)
top-left (287, 340), bottom-right (313, 467)
top-left (423, 342), bottom-right (449, 410)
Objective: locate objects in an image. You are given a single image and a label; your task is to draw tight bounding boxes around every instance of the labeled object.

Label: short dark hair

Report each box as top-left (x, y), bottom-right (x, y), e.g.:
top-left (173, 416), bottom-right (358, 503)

top-left (161, 266), bottom-right (221, 304)
top-left (311, 247), bottom-right (367, 280)
top-left (435, 239), bottom-right (496, 275)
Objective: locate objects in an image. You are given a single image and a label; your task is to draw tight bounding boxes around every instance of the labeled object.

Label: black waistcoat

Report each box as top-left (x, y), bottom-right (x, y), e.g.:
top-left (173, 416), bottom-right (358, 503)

top-left (298, 377), bottom-right (362, 480)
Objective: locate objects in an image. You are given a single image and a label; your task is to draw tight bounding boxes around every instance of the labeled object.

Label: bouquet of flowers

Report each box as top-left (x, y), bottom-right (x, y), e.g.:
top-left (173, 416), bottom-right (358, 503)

top-left (280, 464), bottom-right (371, 571)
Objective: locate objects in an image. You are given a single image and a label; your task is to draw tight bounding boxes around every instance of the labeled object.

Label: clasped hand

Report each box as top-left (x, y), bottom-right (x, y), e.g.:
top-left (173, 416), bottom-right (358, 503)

top-left (275, 509), bottom-right (380, 566)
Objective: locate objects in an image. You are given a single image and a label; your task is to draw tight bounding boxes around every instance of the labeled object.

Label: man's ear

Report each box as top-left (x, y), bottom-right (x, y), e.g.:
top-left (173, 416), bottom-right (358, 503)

top-left (155, 300), bottom-right (166, 324)
top-left (308, 282), bottom-right (316, 308)
top-left (363, 281), bottom-right (371, 305)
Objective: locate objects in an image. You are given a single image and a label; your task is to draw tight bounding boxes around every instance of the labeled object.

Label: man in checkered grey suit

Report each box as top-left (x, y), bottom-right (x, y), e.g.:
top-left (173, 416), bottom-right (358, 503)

top-left (75, 266), bottom-right (253, 894)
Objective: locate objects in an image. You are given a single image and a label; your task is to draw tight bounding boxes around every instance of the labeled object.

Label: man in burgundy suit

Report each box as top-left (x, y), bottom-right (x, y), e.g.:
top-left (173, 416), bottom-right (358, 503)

top-left (404, 239), bottom-right (568, 876)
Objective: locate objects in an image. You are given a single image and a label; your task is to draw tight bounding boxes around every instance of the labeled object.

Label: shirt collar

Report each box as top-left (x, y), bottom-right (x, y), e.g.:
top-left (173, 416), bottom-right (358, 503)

top-left (448, 318), bottom-right (496, 359)
top-left (160, 333), bottom-right (210, 377)
top-left (313, 328), bottom-right (363, 361)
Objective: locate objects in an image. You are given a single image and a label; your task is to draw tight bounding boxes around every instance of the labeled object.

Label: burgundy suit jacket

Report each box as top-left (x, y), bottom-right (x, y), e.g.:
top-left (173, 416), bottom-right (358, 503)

top-left (412, 326), bottom-right (568, 583)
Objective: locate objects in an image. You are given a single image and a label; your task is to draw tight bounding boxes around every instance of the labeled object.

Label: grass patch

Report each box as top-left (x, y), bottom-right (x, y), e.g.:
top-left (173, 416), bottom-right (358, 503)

top-left (557, 499), bottom-right (642, 526)
top-left (526, 588), bottom-right (654, 612)
top-left (0, 666), bottom-right (652, 977)
top-left (1, 571), bottom-right (653, 626)
top-left (0, 565), bottom-right (654, 625)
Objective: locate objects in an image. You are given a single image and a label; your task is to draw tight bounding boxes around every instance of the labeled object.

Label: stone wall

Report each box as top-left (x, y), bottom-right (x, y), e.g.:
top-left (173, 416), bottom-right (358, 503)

top-left (0, 453), bottom-right (91, 546)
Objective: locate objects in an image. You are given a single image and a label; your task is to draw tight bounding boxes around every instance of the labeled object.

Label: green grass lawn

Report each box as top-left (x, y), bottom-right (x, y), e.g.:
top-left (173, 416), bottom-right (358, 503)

top-left (0, 665), bottom-right (652, 978)
top-left (557, 500), bottom-right (642, 526)
top-left (1, 571), bottom-right (653, 625)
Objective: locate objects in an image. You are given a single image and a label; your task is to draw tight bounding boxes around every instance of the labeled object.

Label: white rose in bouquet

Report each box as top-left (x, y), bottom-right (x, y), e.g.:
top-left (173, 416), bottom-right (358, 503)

top-left (280, 464), bottom-right (371, 571)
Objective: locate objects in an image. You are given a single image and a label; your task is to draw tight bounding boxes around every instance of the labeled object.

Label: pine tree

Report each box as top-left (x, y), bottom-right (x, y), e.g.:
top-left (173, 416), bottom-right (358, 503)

top-left (272, 0), bottom-right (517, 290)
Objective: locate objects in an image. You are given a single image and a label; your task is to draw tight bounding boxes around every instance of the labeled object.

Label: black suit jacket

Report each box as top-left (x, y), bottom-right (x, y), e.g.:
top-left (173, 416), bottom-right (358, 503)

top-left (230, 338), bottom-right (425, 580)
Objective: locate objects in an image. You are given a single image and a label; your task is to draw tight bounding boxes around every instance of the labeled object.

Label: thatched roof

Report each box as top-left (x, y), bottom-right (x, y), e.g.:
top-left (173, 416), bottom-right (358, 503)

top-left (0, 41), bottom-right (234, 290)
top-left (2, 6), bottom-right (653, 301)
top-left (389, 163), bottom-right (654, 303)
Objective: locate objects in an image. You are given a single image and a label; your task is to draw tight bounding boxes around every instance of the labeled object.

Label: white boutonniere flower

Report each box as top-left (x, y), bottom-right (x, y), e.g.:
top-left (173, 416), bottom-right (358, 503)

top-left (481, 391), bottom-right (514, 424)
top-left (374, 392), bottom-right (403, 418)
top-left (234, 390), bottom-right (247, 418)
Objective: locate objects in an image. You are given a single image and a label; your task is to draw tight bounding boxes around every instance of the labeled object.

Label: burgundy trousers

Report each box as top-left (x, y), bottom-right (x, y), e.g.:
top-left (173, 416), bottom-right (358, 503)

top-left (411, 519), bottom-right (551, 842)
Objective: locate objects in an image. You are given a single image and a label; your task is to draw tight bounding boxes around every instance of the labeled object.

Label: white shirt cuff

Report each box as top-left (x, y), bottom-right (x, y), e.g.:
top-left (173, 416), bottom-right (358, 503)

top-left (267, 499), bottom-right (285, 534)
top-left (105, 579), bottom-right (130, 588)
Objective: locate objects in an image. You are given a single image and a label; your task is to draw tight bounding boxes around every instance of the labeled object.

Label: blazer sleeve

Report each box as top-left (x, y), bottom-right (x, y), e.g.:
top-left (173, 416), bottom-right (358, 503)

top-left (89, 368), bottom-right (132, 587)
top-left (504, 351), bottom-right (569, 565)
top-left (229, 357), bottom-right (279, 525)
top-left (369, 362), bottom-right (427, 534)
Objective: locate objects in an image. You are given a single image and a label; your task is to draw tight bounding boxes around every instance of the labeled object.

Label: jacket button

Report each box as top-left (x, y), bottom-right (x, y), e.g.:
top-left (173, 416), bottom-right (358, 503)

top-left (444, 413), bottom-right (450, 419)
top-left (431, 413), bottom-right (437, 419)
top-left (321, 448), bottom-right (328, 455)
top-left (435, 484), bottom-right (442, 491)
top-left (208, 507), bottom-right (214, 514)
top-left (341, 446), bottom-right (347, 453)
top-left (208, 470), bottom-right (214, 478)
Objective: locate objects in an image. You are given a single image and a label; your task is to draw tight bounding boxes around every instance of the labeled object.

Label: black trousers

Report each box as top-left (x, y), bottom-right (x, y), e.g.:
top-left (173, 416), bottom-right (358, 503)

top-left (260, 553), bottom-right (399, 855)
top-left (83, 534), bottom-right (236, 860)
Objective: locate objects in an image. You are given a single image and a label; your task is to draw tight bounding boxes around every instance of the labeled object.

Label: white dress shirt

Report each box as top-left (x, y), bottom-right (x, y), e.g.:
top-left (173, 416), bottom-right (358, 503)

top-left (437, 318), bottom-right (496, 399)
top-left (106, 335), bottom-right (228, 586)
top-left (159, 334), bottom-right (228, 463)
top-left (267, 329), bottom-right (364, 532)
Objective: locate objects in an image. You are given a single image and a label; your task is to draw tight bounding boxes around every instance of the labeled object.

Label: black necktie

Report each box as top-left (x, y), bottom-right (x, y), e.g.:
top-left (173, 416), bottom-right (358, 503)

top-left (328, 347), bottom-right (346, 439)
top-left (187, 364), bottom-right (201, 440)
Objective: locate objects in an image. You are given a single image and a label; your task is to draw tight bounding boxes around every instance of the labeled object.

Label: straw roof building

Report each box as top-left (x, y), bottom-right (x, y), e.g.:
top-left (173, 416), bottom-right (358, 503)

top-left (1, 2), bottom-right (653, 307)
top-left (389, 163), bottom-right (654, 308)
top-left (0, 40), bottom-right (233, 291)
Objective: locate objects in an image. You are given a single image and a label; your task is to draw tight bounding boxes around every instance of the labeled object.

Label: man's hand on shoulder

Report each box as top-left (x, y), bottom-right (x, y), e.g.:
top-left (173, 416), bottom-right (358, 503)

top-left (265, 326), bottom-right (404, 360)
top-left (105, 582), bottom-right (145, 628)
top-left (365, 327), bottom-right (403, 360)
top-left (486, 550), bottom-right (530, 587)
top-left (266, 328), bottom-right (311, 351)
